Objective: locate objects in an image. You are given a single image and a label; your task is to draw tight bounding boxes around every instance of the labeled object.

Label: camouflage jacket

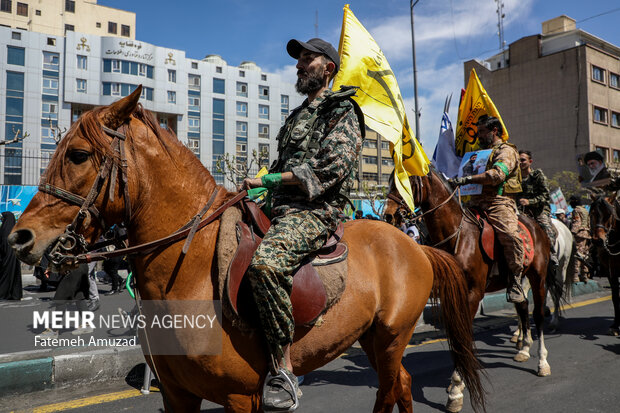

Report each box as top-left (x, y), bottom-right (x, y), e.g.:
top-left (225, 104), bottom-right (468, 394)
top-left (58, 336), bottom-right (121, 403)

top-left (270, 89), bottom-right (363, 228)
top-left (473, 141), bottom-right (521, 204)
top-left (571, 205), bottom-right (590, 238)
top-left (517, 169), bottom-right (551, 217)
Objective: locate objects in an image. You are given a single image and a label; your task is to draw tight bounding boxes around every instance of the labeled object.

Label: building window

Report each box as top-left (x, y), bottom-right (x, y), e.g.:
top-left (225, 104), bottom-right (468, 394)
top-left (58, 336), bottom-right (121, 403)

top-left (259, 143), bottom-right (270, 167)
top-left (96, 22), bottom-right (101, 28)
top-left (612, 112), bottom-right (620, 128)
top-left (77, 55), bottom-right (87, 69)
top-left (1, 0), bottom-right (12, 13)
top-left (191, 62), bottom-right (198, 69)
top-left (236, 82), bottom-right (248, 97)
top-left (362, 172), bottom-right (378, 181)
top-left (610, 73), bottom-right (619, 90)
top-left (7, 46), bottom-right (25, 66)
top-left (168, 69), bottom-right (176, 82)
top-left (594, 106), bottom-right (608, 124)
top-left (613, 150), bottom-right (620, 164)
top-left (47, 37), bottom-right (55, 46)
top-left (596, 147), bottom-right (609, 162)
top-left (112, 59), bottom-right (120, 72)
top-left (42, 77), bottom-right (59, 95)
top-left (239, 70), bottom-right (245, 77)
top-left (188, 74), bottom-right (200, 90)
top-left (76, 78), bottom-right (86, 93)
top-left (42, 102), bottom-right (58, 120)
top-left (65, 0), bottom-right (75, 13)
top-left (363, 156), bottom-right (378, 164)
top-left (188, 138), bottom-right (200, 155)
top-left (16, 2), bottom-right (26, 16)
top-left (592, 65), bottom-right (606, 84)
top-left (236, 101), bottom-right (248, 117)
top-left (259, 104), bottom-right (269, 120)
top-left (280, 95), bottom-right (289, 123)
top-left (216, 66), bottom-right (222, 73)
top-left (167, 91), bottom-right (176, 104)
top-left (138, 63), bottom-right (147, 76)
top-left (121, 24), bottom-right (130, 37)
top-left (258, 124), bottom-right (269, 139)
top-left (43, 51), bottom-right (59, 70)
top-left (363, 140), bottom-right (378, 149)
top-left (11, 31), bottom-right (20, 40)
top-left (111, 83), bottom-right (120, 96)
top-left (259, 85), bottom-right (269, 100)
top-left (65, 24), bottom-right (74, 33)
top-left (188, 117), bottom-right (200, 133)
top-left (188, 96), bottom-right (200, 111)
top-left (261, 74), bottom-right (267, 81)
top-left (236, 121), bottom-right (248, 138)
top-left (108, 21), bottom-right (117, 34)
top-left (213, 78), bottom-right (225, 94)
top-left (35, 9), bottom-right (40, 16)
top-left (381, 157), bottom-right (393, 166)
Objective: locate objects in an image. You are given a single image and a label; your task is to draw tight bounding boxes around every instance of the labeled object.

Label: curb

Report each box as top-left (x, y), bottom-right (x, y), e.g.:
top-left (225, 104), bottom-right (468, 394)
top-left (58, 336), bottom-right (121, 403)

top-left (0, 346), bottom-right (144, 397)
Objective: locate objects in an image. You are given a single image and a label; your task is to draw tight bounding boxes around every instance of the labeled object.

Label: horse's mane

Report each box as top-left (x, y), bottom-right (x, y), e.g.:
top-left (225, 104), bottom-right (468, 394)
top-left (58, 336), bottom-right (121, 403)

top-left (44, 104), bottom-right (215, 188)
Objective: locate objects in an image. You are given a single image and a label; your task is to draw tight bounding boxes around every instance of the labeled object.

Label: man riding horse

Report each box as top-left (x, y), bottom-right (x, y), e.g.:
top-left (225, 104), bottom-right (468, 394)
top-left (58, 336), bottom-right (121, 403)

top-left (450, 115), bottom-right (525, 303)
top-left (240, 38), bottom-right (363, 412)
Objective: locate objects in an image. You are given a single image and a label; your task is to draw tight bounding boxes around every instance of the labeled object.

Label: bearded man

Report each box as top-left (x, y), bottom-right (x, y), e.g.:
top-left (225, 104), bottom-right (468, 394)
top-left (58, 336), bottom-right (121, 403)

top-left (241, 37), bottom-right (364, 412)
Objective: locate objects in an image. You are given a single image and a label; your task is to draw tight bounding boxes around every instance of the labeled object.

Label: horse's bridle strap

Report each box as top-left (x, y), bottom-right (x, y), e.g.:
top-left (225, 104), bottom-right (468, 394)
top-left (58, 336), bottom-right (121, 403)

top-left (77, 189), bottom-right (247, 263)
top-left (38, 183), bottom-right (105, 229)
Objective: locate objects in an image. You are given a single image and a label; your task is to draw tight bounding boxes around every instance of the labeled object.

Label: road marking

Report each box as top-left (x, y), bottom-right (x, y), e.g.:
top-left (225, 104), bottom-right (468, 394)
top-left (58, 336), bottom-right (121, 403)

top-left (559, 295), bottom-right (611, 311)
top-left (13, 388), bottom-right (159, 413)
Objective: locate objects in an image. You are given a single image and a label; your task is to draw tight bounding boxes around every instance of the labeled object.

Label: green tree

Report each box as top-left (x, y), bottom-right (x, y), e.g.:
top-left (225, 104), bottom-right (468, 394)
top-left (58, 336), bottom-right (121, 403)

top-left (548, 170), bottom-right (588, 204)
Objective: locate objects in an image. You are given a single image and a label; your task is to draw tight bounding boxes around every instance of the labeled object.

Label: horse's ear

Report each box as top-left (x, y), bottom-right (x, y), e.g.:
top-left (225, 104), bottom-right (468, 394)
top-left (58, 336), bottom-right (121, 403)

top-left (101, 85), bottom-right (142, 130)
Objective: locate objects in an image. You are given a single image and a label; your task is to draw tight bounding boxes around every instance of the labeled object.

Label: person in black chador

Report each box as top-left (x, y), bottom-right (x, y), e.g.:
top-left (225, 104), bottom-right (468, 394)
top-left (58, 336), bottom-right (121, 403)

top-left (0, 212), bottom-right (22, 300)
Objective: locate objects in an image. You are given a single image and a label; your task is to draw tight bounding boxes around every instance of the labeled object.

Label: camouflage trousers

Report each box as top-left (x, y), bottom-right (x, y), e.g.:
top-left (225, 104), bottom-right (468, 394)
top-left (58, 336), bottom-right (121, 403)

top-left (573, 236), bottom-right (591, 281)
top-left (534, 213), bottom-right (557, 251)
top-left (247, 210), bottom-right (331, 360)
top-left (480, 199), bottom-right (524, 276)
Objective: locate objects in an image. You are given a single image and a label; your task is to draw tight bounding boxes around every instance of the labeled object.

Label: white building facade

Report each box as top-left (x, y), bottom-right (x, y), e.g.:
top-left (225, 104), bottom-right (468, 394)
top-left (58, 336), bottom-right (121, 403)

top-left (0, 26), bottom-right (302, 185)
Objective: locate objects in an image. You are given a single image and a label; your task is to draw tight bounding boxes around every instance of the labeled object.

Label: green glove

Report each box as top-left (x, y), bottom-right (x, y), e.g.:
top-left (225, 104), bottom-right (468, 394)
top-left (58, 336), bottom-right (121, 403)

top-left (246, 187), bottom-right (268, 200)
top-left (261, 173), bottom-right (282, 188)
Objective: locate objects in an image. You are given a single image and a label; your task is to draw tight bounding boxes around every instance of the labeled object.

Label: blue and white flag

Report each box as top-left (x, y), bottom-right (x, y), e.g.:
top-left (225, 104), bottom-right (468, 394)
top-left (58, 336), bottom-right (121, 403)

top-left (432, 112), bottom-right (462, 179)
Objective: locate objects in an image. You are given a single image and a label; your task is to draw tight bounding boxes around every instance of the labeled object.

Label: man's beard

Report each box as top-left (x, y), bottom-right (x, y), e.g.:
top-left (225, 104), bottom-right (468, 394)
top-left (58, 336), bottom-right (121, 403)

top-left (296, 67), bottom-right (325, 95)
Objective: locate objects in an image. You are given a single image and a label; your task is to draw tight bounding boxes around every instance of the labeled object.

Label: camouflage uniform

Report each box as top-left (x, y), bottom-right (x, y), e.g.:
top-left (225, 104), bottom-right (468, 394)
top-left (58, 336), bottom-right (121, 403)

top-left (517, 169), bottom-right (557, 248)
top-left (468, 142), bottom-right (524, 278)
top-left (571, 205), bottom-right (591, 281)
top-left (247, 88), bottom-right (363, 358)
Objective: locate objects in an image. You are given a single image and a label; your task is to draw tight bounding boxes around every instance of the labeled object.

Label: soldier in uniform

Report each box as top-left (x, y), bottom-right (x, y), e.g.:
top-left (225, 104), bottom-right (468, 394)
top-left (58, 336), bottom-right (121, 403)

top-left (240, 38), bottom-right (363, 411)
top-left (450, 115), bottom-right (525, 303)
top-left (569, 195), bottom-right (591, 282)
top-left (516, 150), bottom-right (559, 269)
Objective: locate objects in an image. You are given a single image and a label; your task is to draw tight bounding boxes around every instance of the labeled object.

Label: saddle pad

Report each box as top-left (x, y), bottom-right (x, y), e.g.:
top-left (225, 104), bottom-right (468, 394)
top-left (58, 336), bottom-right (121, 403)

top-left (479, 214), bottom-right (534, 267)
top-left (216, 207), bottom-right (347, 330)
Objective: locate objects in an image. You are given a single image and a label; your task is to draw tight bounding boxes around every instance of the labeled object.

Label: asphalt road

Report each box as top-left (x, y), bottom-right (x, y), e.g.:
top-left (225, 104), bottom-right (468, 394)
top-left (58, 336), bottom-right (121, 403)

top-left (6, 295), bottom-right (619, 413)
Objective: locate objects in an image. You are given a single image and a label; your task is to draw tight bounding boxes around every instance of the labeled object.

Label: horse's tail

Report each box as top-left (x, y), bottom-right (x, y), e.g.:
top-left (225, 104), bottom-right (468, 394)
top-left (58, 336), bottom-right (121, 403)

top-left (422, 245), bottom-right (486, 413)
top-left (546, 259), bottom-right (566, 315)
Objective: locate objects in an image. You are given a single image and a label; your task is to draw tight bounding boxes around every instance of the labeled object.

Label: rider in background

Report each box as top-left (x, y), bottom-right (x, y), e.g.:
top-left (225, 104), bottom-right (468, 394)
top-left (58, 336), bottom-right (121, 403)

top-left (516, 150), bottom-right (559, 271)
top-left (569, 195), bottom-right (591, 282)
top-left (240, 37), bottom-right (363, 411)
top-left (450, 115), bottom-right (525, 303)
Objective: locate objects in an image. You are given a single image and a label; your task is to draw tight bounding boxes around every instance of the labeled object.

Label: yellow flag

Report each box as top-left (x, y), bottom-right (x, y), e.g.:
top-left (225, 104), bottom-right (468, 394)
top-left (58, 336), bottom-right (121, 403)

top-left (455, 68), bottom-right (509, 156)
top-left (332, 4), bottom-right (429, 211)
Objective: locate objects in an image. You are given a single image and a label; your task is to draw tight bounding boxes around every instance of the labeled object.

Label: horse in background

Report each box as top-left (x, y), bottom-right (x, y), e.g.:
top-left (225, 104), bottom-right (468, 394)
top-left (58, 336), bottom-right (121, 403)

top-left (589, 194), bottom-right (620, 336)
top-left (386, 167), bottom-right (558, 412)
top-left (7, 88), bottom-right (485, 413)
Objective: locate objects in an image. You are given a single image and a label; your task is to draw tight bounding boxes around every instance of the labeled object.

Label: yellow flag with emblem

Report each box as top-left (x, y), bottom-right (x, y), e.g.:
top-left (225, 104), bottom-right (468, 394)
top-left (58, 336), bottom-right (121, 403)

top-left (332, 4), bottom-right (429, 211)
top-left (455, 68), bottom-right (509, 156)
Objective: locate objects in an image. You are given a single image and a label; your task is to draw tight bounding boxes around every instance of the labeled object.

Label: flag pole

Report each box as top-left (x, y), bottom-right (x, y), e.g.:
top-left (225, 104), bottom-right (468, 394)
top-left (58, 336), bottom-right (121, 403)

top-left (410, 0), bottom-right (421, 141)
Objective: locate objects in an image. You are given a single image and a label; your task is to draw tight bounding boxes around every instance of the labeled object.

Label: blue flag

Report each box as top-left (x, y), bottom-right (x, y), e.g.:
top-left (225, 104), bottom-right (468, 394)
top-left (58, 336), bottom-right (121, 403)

top-left (432, 112), bottom-right (462, 179)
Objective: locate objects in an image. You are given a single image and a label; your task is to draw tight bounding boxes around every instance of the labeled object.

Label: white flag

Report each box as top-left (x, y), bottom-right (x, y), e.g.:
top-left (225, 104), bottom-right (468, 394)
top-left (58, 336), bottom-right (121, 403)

top-left (432, 112), bottom-right (462, 179)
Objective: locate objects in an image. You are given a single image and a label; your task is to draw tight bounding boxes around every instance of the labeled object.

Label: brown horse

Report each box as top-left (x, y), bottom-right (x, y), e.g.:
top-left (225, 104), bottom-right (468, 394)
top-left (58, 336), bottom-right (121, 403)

top-left (589, 194), bottom-right (620, 336)
top-left (8, 89), bottom-right (484, 413)
top-left (385, 168), bottom-right (555, 411)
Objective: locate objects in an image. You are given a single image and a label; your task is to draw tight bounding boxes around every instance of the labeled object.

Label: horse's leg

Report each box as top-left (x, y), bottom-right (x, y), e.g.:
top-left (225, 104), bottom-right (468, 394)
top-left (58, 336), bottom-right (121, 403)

top-left (608, 272), bottom-right (620, 335)
top-left (530, 274), bottom-right (551, 376)
top-left (224, 394), bottom-right (259, 413)
top-left (446, 370), bottom-right (466, 413)
top-left (513, 300), bottom-right (532, 362)
top-left (159, 379), bottom-right (202, 413)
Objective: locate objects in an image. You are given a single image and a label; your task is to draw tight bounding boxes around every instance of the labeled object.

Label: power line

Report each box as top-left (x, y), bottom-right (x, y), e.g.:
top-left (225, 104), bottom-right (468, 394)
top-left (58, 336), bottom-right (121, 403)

top-left (577, 7), bottom-right (620, 24)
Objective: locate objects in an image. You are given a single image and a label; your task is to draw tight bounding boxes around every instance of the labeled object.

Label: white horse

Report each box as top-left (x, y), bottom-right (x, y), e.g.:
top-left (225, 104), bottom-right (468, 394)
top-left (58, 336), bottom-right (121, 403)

top-left (513, 217), bottom-right (574, 342)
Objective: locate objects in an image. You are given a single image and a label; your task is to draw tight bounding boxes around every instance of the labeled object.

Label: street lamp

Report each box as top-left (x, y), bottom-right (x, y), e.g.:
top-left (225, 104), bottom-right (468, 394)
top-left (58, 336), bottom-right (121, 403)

top-left (410, 0), bottom-right (421, 141)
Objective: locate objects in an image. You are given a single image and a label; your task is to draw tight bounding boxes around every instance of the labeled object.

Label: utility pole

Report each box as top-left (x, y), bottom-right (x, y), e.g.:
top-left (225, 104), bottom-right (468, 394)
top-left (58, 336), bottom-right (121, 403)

top-left (410, 0), bottom-right (421, 141)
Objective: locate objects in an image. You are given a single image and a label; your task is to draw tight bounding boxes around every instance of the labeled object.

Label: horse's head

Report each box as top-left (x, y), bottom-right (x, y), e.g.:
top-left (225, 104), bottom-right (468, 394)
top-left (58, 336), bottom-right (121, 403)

top-left (9, 87), bottom-right (145, 266)
top-left (589, 193), bottom-right (620, 244)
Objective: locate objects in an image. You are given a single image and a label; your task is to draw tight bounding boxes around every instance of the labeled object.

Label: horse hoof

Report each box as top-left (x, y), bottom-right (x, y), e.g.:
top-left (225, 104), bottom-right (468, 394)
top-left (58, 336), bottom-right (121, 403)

top-left (446, 395), bottom-right (464, 412)
top-left (514, 351), bottom-right (530, 362)
top-left (609, 327), bottom-right (620, 336)
top-left (510, 335), bottom-right (518, 343)
top-left (515, 341), bottom-right (523, 351)
top-left (538, 365), bottom-right (551, 377)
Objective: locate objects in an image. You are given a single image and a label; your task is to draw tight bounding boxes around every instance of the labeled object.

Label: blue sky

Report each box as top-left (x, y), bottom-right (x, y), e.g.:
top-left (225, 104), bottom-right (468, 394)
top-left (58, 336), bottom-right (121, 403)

top-left (100, 0), bottom-right (620, 152)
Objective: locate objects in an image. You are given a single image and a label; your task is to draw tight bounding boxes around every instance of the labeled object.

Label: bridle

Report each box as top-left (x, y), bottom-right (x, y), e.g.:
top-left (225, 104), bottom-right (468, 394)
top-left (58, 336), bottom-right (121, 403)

top-left (39, 125), bottom-right (132, 267)
top-left (38, 123), bottom-right (247, 268)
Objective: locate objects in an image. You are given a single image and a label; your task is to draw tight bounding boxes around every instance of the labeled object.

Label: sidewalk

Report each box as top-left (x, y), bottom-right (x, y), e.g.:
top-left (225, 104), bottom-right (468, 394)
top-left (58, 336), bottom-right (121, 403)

top-left (0, 273), bottom-right (609, 398)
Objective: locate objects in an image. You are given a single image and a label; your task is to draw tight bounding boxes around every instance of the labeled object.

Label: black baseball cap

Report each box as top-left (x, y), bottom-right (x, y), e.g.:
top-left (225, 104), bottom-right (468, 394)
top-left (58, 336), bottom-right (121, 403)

top-left (286, 38), bottom-right (340, 74)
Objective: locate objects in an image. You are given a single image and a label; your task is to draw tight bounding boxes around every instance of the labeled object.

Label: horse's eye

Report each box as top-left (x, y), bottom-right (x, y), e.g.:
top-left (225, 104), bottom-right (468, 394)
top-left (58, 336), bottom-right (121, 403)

top-left (68, 150), bottom-right (91, 165)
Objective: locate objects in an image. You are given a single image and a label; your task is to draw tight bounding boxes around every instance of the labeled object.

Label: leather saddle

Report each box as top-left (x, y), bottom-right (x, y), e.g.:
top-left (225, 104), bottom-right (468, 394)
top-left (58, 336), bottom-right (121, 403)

top-left (474, 210), bottom-right (535, 267)
top-left (226, 200), bottom-right (347, 326)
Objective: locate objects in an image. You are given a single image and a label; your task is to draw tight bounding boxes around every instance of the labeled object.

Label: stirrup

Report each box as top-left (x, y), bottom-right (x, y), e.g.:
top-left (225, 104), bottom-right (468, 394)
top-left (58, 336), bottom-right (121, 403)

top-left (262, 368), bottom-right (299, 412)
